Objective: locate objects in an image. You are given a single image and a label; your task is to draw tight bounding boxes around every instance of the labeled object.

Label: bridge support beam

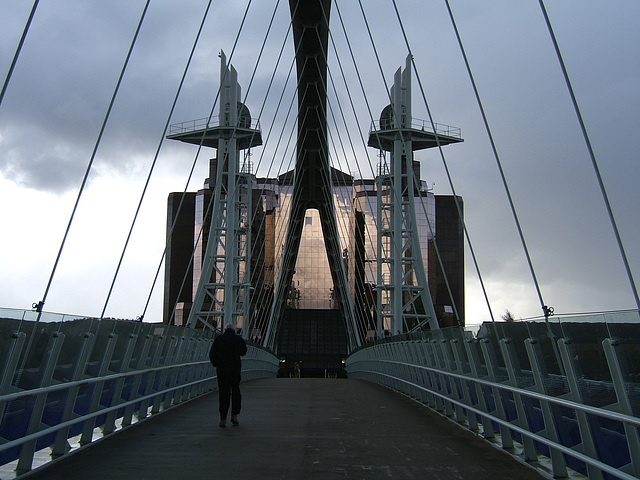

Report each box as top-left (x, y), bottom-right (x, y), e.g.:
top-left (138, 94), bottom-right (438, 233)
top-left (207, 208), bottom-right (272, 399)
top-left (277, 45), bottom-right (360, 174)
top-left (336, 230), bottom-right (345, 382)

top-left (370, 56), bottom-right (457, 335)
top-left (169, 52), bottom-right (262, 333)
top-left (264, 0), bottom-right (360, 351)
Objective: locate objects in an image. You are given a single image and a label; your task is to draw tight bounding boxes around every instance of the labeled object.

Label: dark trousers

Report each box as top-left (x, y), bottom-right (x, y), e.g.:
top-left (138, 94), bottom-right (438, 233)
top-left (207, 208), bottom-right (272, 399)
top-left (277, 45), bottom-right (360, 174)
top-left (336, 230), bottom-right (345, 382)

top-left (217, 371), bottom-right (241, 419)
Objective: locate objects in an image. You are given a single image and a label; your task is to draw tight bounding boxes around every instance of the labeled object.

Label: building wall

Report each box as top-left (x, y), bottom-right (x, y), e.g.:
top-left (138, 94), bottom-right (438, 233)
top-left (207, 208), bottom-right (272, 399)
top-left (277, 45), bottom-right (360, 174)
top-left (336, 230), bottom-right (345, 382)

top-left (274, 181), bottom-right (353, 310)
top-left (163, 192), bottom-right (196, 324)
top-left (193, 187), bottom-right (211, 302)
top-left (164, 162), bottom-right (464, 330)
top-left (435, 195), bottom-right (465, 326)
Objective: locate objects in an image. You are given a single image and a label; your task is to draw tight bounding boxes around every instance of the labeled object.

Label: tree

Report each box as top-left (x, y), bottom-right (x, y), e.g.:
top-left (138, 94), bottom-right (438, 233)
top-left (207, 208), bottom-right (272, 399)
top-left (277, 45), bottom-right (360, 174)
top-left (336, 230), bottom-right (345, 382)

top-left (501, 309), bottom-right (516, 322)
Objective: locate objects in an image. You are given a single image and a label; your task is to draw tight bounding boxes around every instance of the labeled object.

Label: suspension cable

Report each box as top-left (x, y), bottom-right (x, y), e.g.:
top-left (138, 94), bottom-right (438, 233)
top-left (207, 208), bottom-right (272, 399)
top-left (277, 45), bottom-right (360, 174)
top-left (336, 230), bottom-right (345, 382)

top-left (444, 0), bottom-right (551, 321)
top-left (204, 0), bottom-right (292, 333)
top-left (332, 1), bottom-right (393, 271)
top-left (16, 0), bottom-right (151, 385)
top-left (334, 1), bottom-right (415, 334)
top-left (538, 0), bottom-right (640, 314)
top-left (0, 0), bottom-right (39, 109)
top-left (162, 0), bottom-right (270, 328)
top-left (388, 0), bottom-right (472, 325)
top-left (244, 15), bottom-right (302, 335)
top-left (32, 0), bottom-right (150, 319)
top-left (357, 0), bottom-right (446, 333)
top-left (159, 0), bottom-right (291, 325)
top-left (248, 69), bottom-right (299, 335)
top-left (104, 0), bottom-right (215, 320)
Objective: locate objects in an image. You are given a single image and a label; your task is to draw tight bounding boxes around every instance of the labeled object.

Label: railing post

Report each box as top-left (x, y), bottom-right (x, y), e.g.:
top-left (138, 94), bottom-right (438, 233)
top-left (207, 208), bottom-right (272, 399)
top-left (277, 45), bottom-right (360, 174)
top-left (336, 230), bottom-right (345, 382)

top-left (524, 338), bottom-right (568, 478)
top-left (412, 340), bottom-right (428, 404)
top-left (463, 339), bottom-right (495, 439)
top-left (388, 343), bottom-right (397, 390)
top-left (81, 333), bottom-right (117, 445)
top-left (137, 333), bottom-right (167, 420)
top-left (407, 340), bottom-right (418, 397)
top-left (102, 334), bottom-right (137, 435)
top-left (434, 339), bottom-right (455, 417)
top-left (17, 332), bottom-right (65, 474)
top-left (415, 340), bottom-right (431, 405)
top-left (425, 340), bottom-right (445, 412)
top-left (602, 338), bottom-right (640, 477)
top-left (450, 338), bottom-right (479, 431)
top-left (122, 333), bottom-right (153, 427)
top-left (420, 339), bottom-right (437, 409)
top-left (188, 336), bottom-right (204, 397)
top-left (177, 335), bottom-right (195, 403)
top-left (404, 340), bottom-right (418, 399)
top-left (163, 334), bottom-right (188, 409)
top-left (153, 335), bottom-right (178, 414)
top-left (439, 339), bottom-right (465, 422)
top-left (0, 332), bottom-right (26, 418)
top-left (52, 332), bottom-right (96, 457)
top-left (557, 338), bottom-right (604, 480)
top-left (0, 331), bottom-right (26, 469)
top-left (377, 343), bottom-right (389, 388)
top-left (180, 337), bottom-right (198, 402)
top-left (396, 342), bottom-right (408, 393)
top-left (196, 338), bottom-right (214, 395)
top-left (499, 338), bottom-right (537, 461)
top-left (480, 338), bottom-right (514, 450)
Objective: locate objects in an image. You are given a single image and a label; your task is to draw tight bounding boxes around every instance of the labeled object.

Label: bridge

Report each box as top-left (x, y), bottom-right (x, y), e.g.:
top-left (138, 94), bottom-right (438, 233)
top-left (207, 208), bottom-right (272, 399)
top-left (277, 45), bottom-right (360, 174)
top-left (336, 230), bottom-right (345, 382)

top-left (16, 378), bottom-right (547, 480)
top-left (1, 1), bottom-right (639, 480)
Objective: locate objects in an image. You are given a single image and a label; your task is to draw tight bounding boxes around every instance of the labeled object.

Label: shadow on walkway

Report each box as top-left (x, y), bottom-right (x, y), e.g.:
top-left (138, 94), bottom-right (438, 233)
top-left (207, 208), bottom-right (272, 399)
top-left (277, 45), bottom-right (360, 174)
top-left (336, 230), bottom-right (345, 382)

top-left (24, 378), bottom-right (544, 479)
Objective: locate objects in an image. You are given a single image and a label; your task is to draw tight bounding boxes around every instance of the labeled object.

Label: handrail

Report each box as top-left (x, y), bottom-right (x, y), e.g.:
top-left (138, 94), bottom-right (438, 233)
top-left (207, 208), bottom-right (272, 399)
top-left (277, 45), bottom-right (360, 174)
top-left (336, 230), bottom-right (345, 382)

top-left (358, 368), bottom-right (639, 480)
top-left (0, 365), bottom-right (275, 456)
top-left (369, 118), bottom-right (462, 138)
top-left (0, 358), bottom-right (276, 405)
top-left (362, 358), bottom-right (640, 428)
top-left (168, 116), bottom-right (261, 135)
top-left (346, 330), bottom-right (640, 480)
top-left (0, 320), bottom-right (280, 475)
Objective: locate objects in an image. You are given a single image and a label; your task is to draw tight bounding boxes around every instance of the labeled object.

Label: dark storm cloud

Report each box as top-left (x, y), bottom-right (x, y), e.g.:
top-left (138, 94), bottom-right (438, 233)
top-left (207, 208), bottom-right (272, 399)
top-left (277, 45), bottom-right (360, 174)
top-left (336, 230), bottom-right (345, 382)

top-left (0, 1), bottom-right (638, 321)
top-left (0, 1), bottom-right (257, 193)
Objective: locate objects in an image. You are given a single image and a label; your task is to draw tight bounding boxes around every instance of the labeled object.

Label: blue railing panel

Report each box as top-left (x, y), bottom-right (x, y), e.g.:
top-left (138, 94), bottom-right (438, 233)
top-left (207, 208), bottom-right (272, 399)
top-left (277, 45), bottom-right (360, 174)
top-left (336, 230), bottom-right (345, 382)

top-left (347, 314), bottom-right (640, 480)
top-left (0, 314), bottom-right (280, 476)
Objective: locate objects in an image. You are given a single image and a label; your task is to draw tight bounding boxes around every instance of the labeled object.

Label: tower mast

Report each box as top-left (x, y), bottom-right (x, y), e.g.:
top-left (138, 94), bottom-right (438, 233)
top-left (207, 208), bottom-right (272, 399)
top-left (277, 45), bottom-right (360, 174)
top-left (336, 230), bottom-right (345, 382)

top-left (370, 55), bottom-right (463, 335)
top-left (168, 51), bottom-right (262, 334)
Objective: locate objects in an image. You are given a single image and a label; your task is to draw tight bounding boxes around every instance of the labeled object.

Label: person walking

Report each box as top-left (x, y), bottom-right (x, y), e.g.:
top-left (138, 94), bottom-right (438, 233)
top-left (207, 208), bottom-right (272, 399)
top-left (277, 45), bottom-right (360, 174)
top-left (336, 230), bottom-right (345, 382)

top-left (209, 323), bottom-right (247, 427)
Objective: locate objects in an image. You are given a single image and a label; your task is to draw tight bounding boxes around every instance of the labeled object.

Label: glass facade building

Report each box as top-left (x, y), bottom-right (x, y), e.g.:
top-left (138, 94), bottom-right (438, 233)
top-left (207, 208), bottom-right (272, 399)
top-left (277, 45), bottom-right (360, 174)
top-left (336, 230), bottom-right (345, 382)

top-left (274, 171), bottom-right (353, 310)
top-left (164, 159), bottom-right (464, 334)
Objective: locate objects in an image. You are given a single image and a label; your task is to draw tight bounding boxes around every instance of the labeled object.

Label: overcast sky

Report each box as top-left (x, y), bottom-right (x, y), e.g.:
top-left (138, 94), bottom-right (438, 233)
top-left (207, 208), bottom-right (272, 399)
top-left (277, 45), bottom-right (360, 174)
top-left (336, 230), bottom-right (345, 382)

top-left (1, 1), bottom-right (638, 326)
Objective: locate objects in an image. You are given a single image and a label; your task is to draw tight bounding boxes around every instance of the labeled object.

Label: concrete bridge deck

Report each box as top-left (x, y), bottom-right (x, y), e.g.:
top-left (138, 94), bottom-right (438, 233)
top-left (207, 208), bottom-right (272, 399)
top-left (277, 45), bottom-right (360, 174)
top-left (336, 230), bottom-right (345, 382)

top-left (23, 378), bottom-right (544, 480)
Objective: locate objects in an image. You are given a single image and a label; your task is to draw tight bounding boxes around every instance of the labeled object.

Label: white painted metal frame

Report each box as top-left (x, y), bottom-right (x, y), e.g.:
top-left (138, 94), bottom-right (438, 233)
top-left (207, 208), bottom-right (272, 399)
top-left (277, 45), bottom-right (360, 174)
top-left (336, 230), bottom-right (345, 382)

top-left (375, 56), bottom-right (439, 336)
top-left (187, 52), bottom-right (253, 332)
top-left (346, 327), bottom-right (640, 480)
top-left (0, 319), bottom-right (279, 476)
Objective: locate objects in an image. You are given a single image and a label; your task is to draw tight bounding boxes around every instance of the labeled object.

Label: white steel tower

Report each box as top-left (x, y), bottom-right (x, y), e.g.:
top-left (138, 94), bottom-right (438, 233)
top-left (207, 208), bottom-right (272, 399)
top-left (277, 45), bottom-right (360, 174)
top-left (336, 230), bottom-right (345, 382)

top-left (369, 55), bottom-right (462, 336)
top-left (168, 51), bottom-right (262, 334)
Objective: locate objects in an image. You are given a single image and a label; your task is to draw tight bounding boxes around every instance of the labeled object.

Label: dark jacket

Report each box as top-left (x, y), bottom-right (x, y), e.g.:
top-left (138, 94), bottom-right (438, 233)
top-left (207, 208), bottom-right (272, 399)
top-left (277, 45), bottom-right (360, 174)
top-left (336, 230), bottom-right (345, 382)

top-left (209, 328), bottom-right (247, 375)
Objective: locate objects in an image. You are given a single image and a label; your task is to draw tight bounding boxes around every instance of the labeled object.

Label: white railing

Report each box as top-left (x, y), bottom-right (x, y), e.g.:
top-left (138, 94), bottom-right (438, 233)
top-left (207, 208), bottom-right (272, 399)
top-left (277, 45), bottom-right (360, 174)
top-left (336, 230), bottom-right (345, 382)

top-left (346, 317), bottom-right (640, 480)
top-left (0, 315), bottom-right (279, 477)
top-left (168, 116), bottom-right (261, 135)
top-left (369, 118), bottom-right (462, 138)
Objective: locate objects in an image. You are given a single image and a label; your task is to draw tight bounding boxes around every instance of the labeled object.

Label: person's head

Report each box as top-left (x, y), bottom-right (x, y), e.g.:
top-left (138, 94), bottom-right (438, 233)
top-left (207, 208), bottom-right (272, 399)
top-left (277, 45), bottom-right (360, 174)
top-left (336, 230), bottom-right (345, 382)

top-left (224, 323), bottom-right (235, 334)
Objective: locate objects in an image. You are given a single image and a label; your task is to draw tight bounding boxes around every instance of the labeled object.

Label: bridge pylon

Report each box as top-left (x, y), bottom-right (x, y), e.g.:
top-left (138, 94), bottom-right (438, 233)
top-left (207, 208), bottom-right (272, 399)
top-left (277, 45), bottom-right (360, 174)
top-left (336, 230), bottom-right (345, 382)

top-left (369, 55), bottom-right (463, 336)
top-left (262, 0), bottom-right (361, 352)
top-left (167, 51), bottom-right (262, 334)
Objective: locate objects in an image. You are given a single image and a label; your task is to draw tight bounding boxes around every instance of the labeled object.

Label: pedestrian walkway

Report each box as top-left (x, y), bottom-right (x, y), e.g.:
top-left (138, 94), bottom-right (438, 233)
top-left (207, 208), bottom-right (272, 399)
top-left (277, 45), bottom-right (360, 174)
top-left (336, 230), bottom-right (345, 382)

top-left (24, 378), bottom-right (544, 479)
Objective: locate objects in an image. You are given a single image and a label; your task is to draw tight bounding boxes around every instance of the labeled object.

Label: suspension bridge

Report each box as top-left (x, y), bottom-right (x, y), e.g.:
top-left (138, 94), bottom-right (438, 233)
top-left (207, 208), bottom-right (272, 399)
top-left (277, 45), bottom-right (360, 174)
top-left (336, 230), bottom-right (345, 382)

top-left (1, 1), bottom-right (639, 479)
